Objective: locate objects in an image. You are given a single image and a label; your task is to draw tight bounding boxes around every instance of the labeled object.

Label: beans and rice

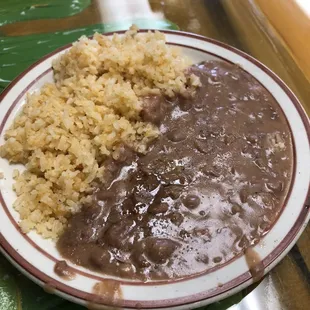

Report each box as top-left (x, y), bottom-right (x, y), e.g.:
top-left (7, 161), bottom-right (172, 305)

top-left (0, 26), bottom-right (199, 238)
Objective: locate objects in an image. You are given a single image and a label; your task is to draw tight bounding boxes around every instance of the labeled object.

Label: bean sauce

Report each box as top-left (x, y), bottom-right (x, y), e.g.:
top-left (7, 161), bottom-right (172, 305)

top-left (57, 61), bottom-right (293, 281)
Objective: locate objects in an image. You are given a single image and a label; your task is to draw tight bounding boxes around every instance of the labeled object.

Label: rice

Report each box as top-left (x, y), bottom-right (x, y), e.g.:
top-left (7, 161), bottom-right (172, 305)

top-left (0, 26), bottom-right (199, 239)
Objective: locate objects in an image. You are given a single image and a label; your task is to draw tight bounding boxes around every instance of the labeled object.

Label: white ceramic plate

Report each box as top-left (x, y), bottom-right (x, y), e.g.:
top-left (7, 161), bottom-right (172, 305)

top-left (0, 30), bottom-right (309, 310)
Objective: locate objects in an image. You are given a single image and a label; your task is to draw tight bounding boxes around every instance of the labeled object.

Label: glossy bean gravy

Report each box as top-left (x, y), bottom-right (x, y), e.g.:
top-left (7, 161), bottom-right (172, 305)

top-left (57, 61), bottom-right (293, 281)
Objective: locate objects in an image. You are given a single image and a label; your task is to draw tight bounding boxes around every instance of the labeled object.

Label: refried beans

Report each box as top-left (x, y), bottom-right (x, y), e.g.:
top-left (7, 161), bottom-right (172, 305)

top-left (57, 60), bottom-right (293, 281)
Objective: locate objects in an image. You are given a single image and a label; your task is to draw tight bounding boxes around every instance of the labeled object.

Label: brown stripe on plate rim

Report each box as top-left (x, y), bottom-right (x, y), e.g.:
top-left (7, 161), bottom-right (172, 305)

top-left (0, 42), bottom-right (298, 285)
top-left (0, 30), bottom-right (309, 308)
top-left (0, 39), bottom-right (300, 284)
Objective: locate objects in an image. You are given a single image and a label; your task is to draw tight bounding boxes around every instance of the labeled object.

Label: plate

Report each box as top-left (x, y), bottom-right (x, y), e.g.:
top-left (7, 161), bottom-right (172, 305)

top-left (0, 30), bottom-right (309, 310)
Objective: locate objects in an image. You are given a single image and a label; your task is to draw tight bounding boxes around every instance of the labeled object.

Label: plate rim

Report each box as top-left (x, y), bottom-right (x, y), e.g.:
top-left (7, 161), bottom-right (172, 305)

top-left (0, 29), bottom-right (309, 309)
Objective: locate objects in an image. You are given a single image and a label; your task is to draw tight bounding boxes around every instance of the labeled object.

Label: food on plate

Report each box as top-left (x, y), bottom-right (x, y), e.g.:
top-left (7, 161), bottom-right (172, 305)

top-left (0, 27), bottom-right (293, 281)
top-left (0, 26), bottom-right (199, 238)
top-left (57, 61), bottom-right (293, 280)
